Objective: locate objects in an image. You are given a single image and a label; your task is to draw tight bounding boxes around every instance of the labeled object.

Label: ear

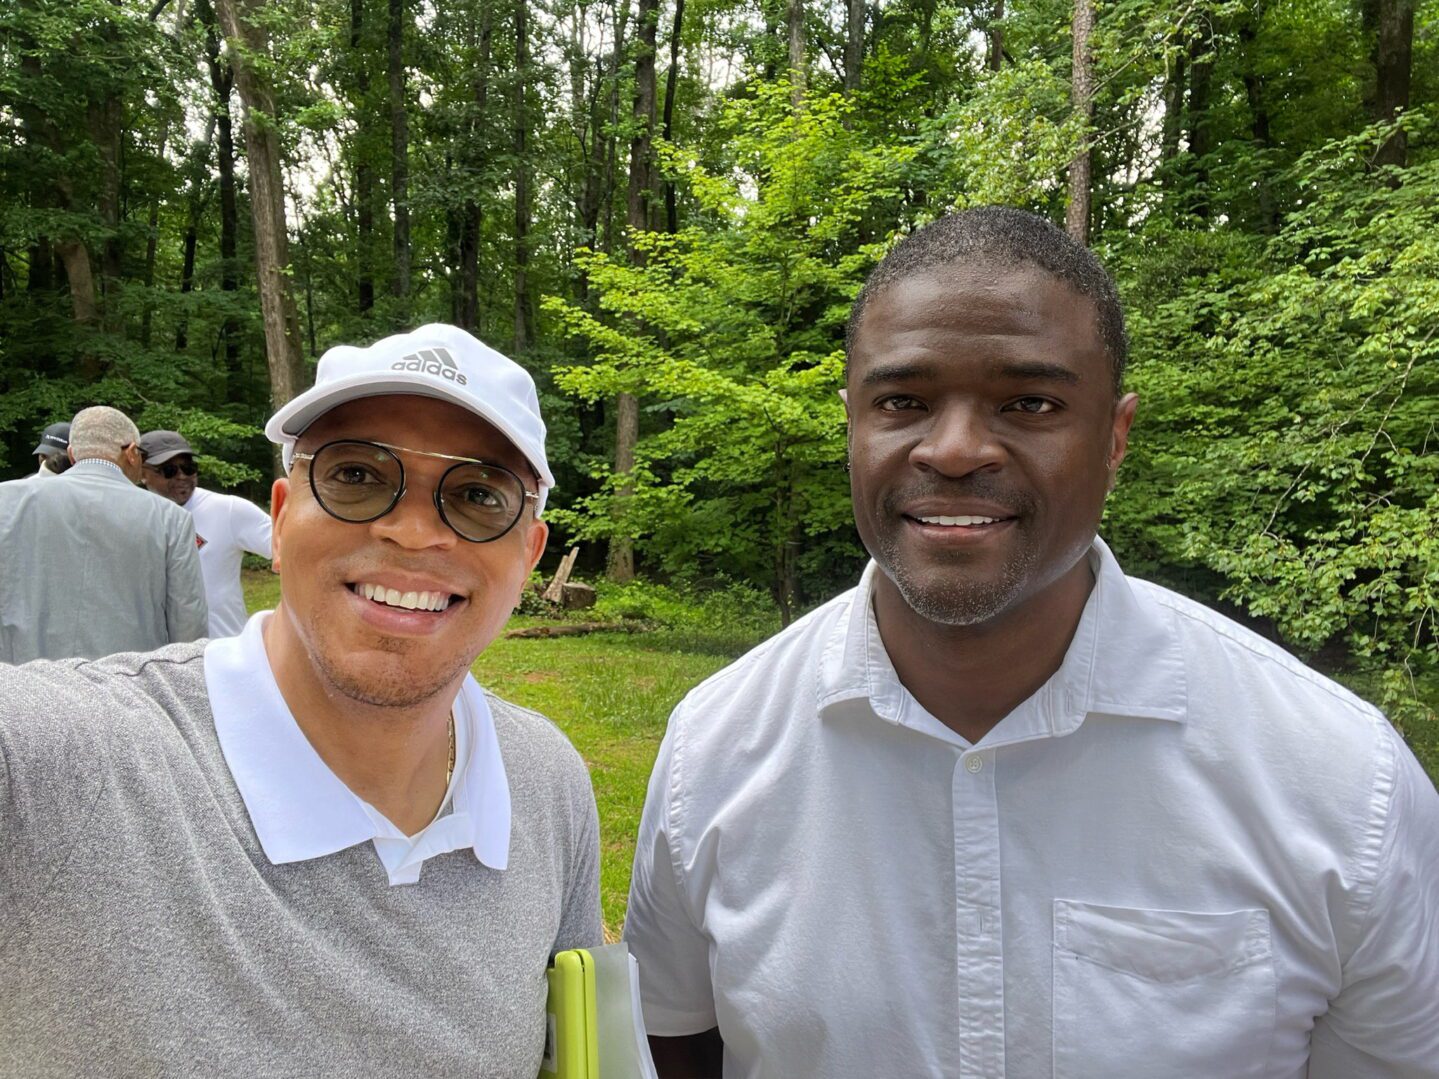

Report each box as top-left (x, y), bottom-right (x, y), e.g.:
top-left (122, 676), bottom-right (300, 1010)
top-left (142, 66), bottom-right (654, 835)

top-left (523, 517), bottom-right (549, 577)
top-left (1106, 393), bottom-right (1139, 490)
top-left (269, 477), bottom-right (291, 571)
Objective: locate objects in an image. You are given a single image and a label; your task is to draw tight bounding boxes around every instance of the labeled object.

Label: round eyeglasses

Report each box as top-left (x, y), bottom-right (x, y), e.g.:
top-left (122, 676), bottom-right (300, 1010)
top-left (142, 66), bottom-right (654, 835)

top-left (291, 439), bottom-right (539, 543)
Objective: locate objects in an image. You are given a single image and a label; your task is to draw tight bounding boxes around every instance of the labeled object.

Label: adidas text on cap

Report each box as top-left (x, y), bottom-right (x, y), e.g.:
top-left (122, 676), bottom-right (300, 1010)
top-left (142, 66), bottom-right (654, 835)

top-left (265, 324), bottom-right (554, 513)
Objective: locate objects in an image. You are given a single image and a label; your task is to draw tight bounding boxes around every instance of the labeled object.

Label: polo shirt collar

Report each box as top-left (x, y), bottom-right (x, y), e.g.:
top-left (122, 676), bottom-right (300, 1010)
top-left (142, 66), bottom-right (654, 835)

top-left (203, 612), bottom-right (511, 871)
top-left (818, 537), bottom-right (1188, 745)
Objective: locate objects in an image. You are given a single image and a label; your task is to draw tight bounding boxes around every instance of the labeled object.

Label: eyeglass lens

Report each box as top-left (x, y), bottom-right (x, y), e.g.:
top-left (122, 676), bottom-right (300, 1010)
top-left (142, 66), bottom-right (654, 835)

top-left (307, 441), bottom-right (525, 542)
top-left (154, 461), bottom-right (197, 479)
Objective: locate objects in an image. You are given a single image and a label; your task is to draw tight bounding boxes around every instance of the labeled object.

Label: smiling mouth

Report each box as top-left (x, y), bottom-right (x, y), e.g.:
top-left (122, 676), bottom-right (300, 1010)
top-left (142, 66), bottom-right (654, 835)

top-left (908, 514), bottom-right (1017, 529)
top-left (348, 582), bottom-right (457, 612)
top-left (916, 514), bottom-right (1003, 527)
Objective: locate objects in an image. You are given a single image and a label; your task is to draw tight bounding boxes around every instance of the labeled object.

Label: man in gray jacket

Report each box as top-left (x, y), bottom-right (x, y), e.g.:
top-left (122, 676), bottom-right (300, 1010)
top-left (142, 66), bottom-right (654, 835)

top-left (0, 325), bottom-right (601, 1077)
top-left (0, 405), bottom-right (208, 662)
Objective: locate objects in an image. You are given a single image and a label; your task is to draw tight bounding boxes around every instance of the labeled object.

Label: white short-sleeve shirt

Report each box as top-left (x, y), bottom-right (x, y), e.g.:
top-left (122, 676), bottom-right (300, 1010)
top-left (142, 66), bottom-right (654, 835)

top-left (624, 539), bottom-right (1439, 1079)
top-left (185, 487), bottom-right (274, 638)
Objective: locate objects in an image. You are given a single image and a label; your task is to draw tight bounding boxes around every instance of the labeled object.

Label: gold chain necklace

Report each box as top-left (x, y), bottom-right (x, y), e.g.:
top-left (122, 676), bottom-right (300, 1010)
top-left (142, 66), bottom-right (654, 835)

top-left (445, 709), bottom-right (456, 789)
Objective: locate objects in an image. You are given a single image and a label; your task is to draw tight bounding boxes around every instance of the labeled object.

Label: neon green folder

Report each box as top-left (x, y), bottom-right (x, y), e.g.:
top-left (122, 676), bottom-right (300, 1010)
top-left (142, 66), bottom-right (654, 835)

top-left (540, 948), bottom-right (599, 1079)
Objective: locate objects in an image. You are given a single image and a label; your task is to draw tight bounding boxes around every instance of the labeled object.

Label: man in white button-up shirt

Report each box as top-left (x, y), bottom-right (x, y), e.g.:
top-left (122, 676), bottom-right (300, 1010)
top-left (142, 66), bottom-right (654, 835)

top-left (625, 208), bottom-right (1439, 1078)
top-left (0, 325), bottom-right (601, 1076)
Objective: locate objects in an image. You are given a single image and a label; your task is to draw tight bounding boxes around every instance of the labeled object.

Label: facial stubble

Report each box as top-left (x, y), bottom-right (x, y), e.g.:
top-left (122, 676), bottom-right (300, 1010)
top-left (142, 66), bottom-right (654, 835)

top-left (307, 613), bottom-right (475, 709)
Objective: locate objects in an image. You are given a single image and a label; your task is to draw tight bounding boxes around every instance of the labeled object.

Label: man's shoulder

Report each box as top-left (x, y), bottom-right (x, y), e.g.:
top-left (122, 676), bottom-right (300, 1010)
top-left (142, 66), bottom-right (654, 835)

top-left (670, 584), bottom-right (858, 720)
top-left (191, 487), bottom-right (235, 511)
top-left (192, 488), bottom-right (268, 525)
top-left (1130, 575), bottom-right (1378, 722)
top-left (485, 691), bottom-right (593, 797)
top-left (1122, 574), bottom-right (1402, 794)
top-left (0, 643), bottom-right (211, 761)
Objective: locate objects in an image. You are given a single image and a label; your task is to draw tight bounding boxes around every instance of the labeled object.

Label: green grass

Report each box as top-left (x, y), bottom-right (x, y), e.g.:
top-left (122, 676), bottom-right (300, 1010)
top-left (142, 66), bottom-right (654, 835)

top-left (474, 634), bottom-right (728, 933)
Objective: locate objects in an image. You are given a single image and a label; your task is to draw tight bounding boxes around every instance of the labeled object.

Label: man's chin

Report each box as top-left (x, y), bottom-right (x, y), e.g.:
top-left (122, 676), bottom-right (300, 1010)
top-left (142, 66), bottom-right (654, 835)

top-left (318, 659), bottom-right (464, 709)
top-left (880, 546), bottom-right (1036, 628)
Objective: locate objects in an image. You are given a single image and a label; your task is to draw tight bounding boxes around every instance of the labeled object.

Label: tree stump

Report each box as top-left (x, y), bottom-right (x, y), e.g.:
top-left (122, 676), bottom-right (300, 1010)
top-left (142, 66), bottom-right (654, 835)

top-left (560, 582), bottom-right (596, 609)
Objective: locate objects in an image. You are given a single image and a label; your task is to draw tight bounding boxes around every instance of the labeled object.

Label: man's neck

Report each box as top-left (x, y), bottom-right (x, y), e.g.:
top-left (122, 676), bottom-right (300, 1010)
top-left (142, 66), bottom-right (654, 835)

top-left (871, 556), bottom-right (1096, 745)
top-left (262, 609), bottom-right (455, 835)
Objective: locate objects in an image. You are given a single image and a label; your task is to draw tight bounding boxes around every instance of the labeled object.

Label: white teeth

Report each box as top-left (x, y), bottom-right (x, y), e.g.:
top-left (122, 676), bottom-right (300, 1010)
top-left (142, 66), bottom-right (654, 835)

top-left (919, 515), bottom-right (999, 526)
top-left (354, 583), bottom-right (452, 612)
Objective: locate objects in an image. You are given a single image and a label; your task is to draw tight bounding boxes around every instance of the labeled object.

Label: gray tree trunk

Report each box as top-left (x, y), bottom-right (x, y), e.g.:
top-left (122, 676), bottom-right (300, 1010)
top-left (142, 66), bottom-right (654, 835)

top-left (513, 0), bottom-right (533, 352)
top-left (215, 0), bottom-right (306, 429)
top-left (389, 0), bottom-right (410, 298)
top-left (1371, 0), bottom-right (1415, 168)
top-left (1065, 0), bottom-right (1094, 243)
top-left (787, 0), bottom-right (805, 106)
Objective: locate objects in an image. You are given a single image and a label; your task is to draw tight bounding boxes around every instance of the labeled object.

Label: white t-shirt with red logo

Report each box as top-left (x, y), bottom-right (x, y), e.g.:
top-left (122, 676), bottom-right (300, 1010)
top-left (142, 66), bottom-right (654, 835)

top-left (183, 487), bottom-right (273, 638)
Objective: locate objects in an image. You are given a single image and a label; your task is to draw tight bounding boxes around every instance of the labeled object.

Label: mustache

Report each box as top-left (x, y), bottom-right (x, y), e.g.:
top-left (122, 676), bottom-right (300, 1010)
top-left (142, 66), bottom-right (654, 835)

top-left (880, 475), bottom-right (1035, 518)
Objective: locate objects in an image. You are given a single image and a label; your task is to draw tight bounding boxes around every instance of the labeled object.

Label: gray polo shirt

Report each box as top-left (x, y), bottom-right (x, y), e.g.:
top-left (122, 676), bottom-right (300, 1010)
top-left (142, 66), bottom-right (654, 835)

top-left (0, 643), bottom-right (601, 1077)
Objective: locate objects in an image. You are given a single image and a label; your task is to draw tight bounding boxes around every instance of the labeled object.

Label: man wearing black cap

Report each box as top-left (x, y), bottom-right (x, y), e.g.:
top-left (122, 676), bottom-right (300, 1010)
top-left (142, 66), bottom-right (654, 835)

top-left (22, 422), bottom-right (72, 480)
top-left (0, 327), bottom-right (599, 1076)
top-left (140, 430), bottom-right (273, 638)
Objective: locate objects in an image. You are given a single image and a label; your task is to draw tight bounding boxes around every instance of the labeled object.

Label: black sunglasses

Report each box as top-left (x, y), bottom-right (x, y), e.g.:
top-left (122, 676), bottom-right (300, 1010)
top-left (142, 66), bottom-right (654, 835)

top-left (146, 460), bottom-right (197, 479)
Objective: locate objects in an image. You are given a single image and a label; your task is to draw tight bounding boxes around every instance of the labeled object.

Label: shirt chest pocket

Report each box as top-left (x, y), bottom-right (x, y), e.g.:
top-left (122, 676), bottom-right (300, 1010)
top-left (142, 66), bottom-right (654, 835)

top-left (1052, 901), bottom-right (1276, 1079)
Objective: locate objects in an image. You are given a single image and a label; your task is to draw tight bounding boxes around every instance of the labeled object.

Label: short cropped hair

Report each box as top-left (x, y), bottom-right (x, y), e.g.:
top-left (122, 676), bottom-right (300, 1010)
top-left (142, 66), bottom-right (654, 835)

top-left (68, 406), bottom-right (140, 462)
top-left (845, 207), bottom-right (1129, 393)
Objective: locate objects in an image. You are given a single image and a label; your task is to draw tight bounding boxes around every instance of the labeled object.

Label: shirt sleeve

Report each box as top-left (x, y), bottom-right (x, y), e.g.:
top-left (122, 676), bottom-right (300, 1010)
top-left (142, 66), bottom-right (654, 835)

top-left (231, 497), bottom-right (273, 561)
top-left (1308, 724), bottom-right (1439, 1078)
top-left (166, 511), bottom-right (209, 643)
top-left (623, 721), bottom-right (718, 1036)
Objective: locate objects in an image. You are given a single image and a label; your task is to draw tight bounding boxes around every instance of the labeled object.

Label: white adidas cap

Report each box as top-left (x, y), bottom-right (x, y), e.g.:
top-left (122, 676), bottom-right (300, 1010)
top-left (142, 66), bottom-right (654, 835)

top-left (265, 324), bottom-right (553, 513)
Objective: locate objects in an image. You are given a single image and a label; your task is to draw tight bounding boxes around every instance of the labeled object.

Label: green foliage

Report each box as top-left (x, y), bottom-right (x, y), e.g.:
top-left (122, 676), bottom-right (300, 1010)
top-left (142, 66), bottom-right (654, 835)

top-left (593, 577), bottom-right (781, 656)
top-left (915, 59), bottom-right (1082, 213)
top-left (546, 86), bottom-right (908, 613)
top-left (1108, 114), bottom-right (1439, 721)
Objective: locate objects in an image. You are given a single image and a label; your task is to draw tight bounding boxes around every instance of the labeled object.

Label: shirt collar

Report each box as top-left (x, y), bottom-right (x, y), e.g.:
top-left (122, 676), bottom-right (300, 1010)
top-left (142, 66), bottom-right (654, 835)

top-left (817, 537), bottom-right (1188, 745)
top-left (204, 611), bottom-right (512, 872)
top-left (68, 458), bottom-right (126, 479)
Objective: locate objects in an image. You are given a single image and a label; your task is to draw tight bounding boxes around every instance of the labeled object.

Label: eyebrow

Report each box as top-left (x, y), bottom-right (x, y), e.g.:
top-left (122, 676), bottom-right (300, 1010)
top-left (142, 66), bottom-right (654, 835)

top-left (859, 361), bottom-right (939, 387)
top-left (859, 359), bottom-right (1082, 387)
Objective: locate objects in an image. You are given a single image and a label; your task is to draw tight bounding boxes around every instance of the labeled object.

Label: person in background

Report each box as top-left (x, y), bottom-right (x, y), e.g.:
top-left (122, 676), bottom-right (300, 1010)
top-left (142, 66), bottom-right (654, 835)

top-left (624, 208), bottom-right (1439, 1079)
top-left (0, 325), bottom-right (600, 1076)
top-left (140, 430), bottom-right (273, 639)
top-left (0, 406), bottom-right (207, 663)
top-left (23, 421), bottom-right (72, 480)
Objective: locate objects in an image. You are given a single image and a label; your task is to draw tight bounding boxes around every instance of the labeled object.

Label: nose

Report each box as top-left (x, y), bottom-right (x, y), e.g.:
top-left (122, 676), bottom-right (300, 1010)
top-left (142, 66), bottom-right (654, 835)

top-left (367, 483), bottom-right (458, 550)
top-left (908, 404), bottom-right (1005, 478)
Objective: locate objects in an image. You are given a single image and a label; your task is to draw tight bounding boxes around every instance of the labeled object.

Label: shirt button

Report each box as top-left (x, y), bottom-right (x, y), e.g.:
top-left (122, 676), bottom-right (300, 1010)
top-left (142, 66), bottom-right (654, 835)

top-left (965, 756), bottom-right (984, 774)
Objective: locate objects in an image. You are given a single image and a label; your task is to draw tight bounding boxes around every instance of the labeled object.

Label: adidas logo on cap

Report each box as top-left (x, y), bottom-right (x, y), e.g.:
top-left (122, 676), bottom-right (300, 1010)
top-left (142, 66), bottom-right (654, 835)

top-left (391, 347), bottom-right (468, 385)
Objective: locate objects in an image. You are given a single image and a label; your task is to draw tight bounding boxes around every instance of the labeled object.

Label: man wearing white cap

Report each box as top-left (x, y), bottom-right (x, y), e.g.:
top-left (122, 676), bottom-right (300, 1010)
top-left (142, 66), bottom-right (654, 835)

top-left (0, 325), bottom-right (601, 1075)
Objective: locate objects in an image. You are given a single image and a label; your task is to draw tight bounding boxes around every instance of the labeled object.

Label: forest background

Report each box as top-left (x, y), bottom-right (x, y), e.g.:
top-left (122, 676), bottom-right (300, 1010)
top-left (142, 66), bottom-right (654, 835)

top-left (1, 0), bottom-right (1435, 776)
